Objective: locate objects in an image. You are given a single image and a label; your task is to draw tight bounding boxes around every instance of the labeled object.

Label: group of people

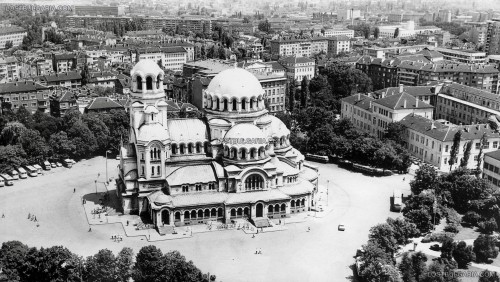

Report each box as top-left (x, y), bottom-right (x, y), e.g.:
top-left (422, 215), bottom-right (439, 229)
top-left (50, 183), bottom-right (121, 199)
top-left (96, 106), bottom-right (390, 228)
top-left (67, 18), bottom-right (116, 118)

top-left (28, 213), bottom-right (39, 227)
top-left (254, 248), bottom-right (263, 255)
top-left (111, 234), bottom-right (123, 242)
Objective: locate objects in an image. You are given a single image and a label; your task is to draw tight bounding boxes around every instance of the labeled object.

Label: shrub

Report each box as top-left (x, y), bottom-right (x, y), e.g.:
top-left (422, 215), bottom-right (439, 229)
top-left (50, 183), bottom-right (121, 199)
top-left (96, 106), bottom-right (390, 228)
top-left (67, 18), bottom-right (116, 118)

top-left (462, 211), bottom-right (481, 227)
top-left (422, 232), bottom-right (456, 243)
top-left (444, 224), bottom-right (460, 233)
top-left (478, 218), bottom-right (498, 235)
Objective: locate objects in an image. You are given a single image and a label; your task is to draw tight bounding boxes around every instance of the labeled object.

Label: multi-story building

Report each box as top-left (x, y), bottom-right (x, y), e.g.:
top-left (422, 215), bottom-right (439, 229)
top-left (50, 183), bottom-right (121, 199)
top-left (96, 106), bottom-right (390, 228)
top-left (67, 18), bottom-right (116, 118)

top-left (388, 13), bottom-right (425, 23)
top-left (416, 31), bottom-right (451, 47)
top-left (74, 5), bottom-right (125, 16)
top-left (0, 81), bottom-right (50, 113)
top-left (184, 60), bottom-right (287, 113)
top-left (0, 57), bottom-right (20, 82)
top-left (435, 82), bottom-right (500, 125)
top-left (486, 19), bottom-right (500, 55)
top-left (0, 25), bottom-right (26, 49)
top-left (40, 72), bottom-right (82, 89)
top-left (437, 10), bottom-right (452, 23)
top-left (270, 37), bottom-right (328, 58)
top-left (327, 36), bottom-right (351, 55)
top-left (341, 92), bottom-right (434, 138)
top-left (87, 71), bottom-right (118, 88)
top-left (134, 46), bottom-right (187, 72)
top-left (483, 150), bottom-right (500, 189)
top-left (318, 29), bottom-right (355, 38)
top-left (434, 48), bottom-right (487, 64)
top-left (401, 114), bottom-right (500, 171)
top-left (49, 88), bottom-right (78, 117)
top-left (337, 9), bottom-right (361, 21)
top-left (279, 57), bottom-right (315, 83)
top-left (363, 45), bottom-right (434, 59)
top-left (52, 53), bottom-right (76, 73)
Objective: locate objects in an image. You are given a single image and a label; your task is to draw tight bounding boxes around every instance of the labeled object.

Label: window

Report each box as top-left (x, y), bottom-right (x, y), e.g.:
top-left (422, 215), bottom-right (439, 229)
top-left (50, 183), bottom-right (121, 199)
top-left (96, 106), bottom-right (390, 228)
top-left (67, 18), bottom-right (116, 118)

top-left (182, 185), bottom-right (189, 192)
top-left (208, 183), bottom-right (215, 190)
top-left (494, 141), bottom-right (498, 149)
top-left (475, 143), bottom-right (481, 150)
top-left (195, 184), bottom-right (202, 191)
top-left (474, 155), bottom-right (478, 161)
top-left (445, 145), bottom-right (449, 152)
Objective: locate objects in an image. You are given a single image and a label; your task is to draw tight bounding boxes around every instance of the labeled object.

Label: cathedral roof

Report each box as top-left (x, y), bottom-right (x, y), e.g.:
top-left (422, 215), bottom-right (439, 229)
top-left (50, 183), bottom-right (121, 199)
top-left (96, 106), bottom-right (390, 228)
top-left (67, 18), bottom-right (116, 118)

top-left (225, 189), bottom-right (290, 205)
top-left (223, 123), bottom-right (268, 148)
top-left (205, 68), bottom-right (265, 100)
top-left (279, 180), bottom-right (314, 196)
top-left (167, 165), bottom-right (216, 186)
top-left (268, 115), bottom-right (290, 138)
top-left (167, 119), bottom-right (207, 144)
top-left (137, 122), bottom-right (170, 142)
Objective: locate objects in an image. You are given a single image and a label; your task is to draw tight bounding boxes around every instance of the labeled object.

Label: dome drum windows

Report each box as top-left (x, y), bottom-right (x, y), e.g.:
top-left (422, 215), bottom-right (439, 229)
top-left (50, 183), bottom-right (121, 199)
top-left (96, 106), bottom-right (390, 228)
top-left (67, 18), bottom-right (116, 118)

top-left (223, 146), bottom-right (267, 161)
top-left (170, 142), bottom-right (207, 156)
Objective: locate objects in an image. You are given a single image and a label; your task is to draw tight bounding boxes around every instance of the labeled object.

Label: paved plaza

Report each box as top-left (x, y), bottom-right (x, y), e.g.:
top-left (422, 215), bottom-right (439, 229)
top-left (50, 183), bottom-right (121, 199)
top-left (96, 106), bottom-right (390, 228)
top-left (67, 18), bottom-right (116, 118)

top-left (0, 157), bottom-right (413, 282)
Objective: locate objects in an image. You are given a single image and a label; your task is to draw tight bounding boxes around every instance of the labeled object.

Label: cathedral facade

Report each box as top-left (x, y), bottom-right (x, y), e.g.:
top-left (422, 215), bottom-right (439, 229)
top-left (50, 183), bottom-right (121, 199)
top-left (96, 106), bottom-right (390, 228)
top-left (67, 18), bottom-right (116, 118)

top-left (117, 60), bottom-right (319, 231)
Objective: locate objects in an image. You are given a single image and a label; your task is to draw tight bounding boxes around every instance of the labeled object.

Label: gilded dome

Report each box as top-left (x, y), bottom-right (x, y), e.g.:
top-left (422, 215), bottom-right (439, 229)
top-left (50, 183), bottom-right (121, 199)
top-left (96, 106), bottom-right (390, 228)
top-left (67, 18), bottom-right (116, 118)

top-left (205, 68), bottom-right (264, 100)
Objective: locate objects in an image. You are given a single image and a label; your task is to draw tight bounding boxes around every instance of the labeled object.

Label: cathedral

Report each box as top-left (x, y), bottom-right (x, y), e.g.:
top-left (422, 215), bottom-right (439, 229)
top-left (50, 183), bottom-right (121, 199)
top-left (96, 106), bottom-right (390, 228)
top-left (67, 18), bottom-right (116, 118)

top-left (117, 59), bottom-right (319, 231)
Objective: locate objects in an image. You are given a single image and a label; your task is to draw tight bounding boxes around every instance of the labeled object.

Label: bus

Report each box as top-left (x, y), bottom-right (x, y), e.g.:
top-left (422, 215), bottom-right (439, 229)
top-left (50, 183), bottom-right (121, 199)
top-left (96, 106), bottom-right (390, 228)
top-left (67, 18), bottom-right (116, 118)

top-left (0, 176), bottom-right (4, 187)
top-left (392, 189), bottom-right (402, 212)
top-left (9, 169), bottom-right (19, 180)
top-left (305, 153), bottom-right (329, 163)
top-left (1, 174), bottom-right (13, 186)
top-left (33, 164), bottom-right (43, 174)
top-left (42, 161), bottom-right (51, 170)
top-left (24, 166), bottom-right (38, 177)
top-left (63, 159), bottom-right (73, 168)
top-left (17, 167), bottom-right (28, 179)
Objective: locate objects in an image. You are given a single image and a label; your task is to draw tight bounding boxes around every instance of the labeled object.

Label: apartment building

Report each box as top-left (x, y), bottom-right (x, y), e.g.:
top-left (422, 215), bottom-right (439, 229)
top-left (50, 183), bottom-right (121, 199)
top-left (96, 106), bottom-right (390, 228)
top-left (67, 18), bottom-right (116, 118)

top-left (52, 53), bottom-right (76, 73)
top-left (0, 57), bottom-right (20, 82)
top-left (270, 37), bottom-right (329, 57)
top-left (434, 48), bottom-right (487, 64)
top-left (0, 26), bottom-right (26, 49)
top-left (327, 36), bottom-right (351, 55)
top-left (401, 114), bottom-right (500, 171)
top-left (0, 81), bottom-right (50, 113)
top-left (74, 5), bottom-right (125, 16)
top-left (483, 150), bottom-right (500, 189)
top-left (49, 88), bottom-right (78, 117)
top-left (486, 19), bottom-right (500, 55)
top-left (279, 57), bottom-right (315, 82)
top-left (40, 72), bottom-right (82, 88)
top-left (316, 29), bottom-right (355, 38)
top-left (133, 46), bottom-right (187, 72)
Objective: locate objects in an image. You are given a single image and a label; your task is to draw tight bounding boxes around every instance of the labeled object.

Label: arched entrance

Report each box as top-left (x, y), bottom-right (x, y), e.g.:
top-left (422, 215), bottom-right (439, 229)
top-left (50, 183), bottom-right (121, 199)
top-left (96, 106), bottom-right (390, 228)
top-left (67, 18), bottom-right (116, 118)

top-left (161, 210), bottom-right (170, 225)
top-left (256, 203), bottom-right (263, 218)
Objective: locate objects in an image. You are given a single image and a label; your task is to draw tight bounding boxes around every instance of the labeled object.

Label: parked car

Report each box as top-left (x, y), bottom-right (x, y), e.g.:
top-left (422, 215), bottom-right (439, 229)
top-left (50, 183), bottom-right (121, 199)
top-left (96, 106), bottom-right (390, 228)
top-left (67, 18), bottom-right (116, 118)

top-left (9, 170), bottom-right (19, 180)
top-left (32, 164), bottom-right (43, 174)
top-left (430, 244), bottom-right (440, 251)
top-left (56, 162), bottom-right (62, 167)
top-left (1, 174), bottom-right (14, 186)
top-left (63, 159), bottom-right (73, 168)
top-left (338, 224), bottom-right (345, 231)
top-left (24, 166), bottom-right (38, 177)
top-left (0, 176), bottom-right (4, 187)
top-left (17, 167), bottom-right (28, 179)
top-left (50, 162), bottom-right (57, 168)
top-left (42, 161), bottom-right (51, 170)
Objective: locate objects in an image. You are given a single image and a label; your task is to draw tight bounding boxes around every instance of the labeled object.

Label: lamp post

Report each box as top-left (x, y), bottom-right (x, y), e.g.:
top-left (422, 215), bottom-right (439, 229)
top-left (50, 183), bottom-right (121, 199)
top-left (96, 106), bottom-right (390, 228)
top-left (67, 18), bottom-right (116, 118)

top-left (326, 180), bottom-right (330, 206)
top-left (105, 150), bottom-right (112, 182)
top-left (94, 180), bottom-right (98, 195)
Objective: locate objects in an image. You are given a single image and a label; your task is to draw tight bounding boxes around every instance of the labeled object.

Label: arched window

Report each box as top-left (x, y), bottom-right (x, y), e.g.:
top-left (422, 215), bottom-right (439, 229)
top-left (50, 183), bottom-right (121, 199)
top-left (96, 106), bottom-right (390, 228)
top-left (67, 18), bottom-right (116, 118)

top-left (175, 212), bottom-right (181, 221)
top-left (215, 97), bottom-right (220, 110)
top-left (204, 209), bottom-right (210, 218)
top-left (232, 99), bottom-right (237, 111)
top-left (245, 174), bottom-right (264, 190)
top-left (197, 210), bottom-right (203, 218)
top-left (188, 143), bottom-right (193, 154)
top-left (241, 98), bottom-right (246, 110)
top-left (230, 209), bottom-right (236, 217)
top-left (217, 207), bottom-right (223, 217)
top-left (268, 205), bottom-right (273, 213)
top-left (223, 99), bottom-right (228, 111)
top-left (137, 76), bottom-right (143, 90)
top-left (241, 149), bottom-right (246, 160)
top-left (250, 99), bottom-right (254, 109)
top-left (172, 144), bottom-right (177, 155)
top-left (191, 210), bottom-right (196, 219)
top-left (196, 143), bottom-right (201, 153)
top-left (184, 211), bottom-right (190, 220)
top-left (146, 76), bottom-right (153, 90)
top-left (180, 144), bottom-right (185, 154)
top-left (281, 203), bottom-right (286, 212)
top-left (301, 199), bottom-right (305, 206)
top-left (156, 75), bottom-right (161, 89)
top-left (211, 208), bottom-right (217, 217)
top-left (250, 149), bottom-right (255, 159)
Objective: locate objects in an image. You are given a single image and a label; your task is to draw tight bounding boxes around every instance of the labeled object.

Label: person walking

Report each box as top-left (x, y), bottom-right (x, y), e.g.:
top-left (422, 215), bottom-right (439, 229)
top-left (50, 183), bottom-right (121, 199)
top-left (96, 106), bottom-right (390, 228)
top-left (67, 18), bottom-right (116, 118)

top-left (74, 188), bottom-right (76, 193)
top-left (88, 227), bottom-right (92, 232)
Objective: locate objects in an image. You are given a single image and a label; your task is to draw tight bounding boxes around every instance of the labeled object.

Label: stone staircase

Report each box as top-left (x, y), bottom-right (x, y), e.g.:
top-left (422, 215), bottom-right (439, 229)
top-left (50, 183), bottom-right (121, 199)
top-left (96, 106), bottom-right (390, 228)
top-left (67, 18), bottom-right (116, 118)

top-left (251, 217), bottom-right (272, 228)
top-left (158, 225), bottom-right (175, 235)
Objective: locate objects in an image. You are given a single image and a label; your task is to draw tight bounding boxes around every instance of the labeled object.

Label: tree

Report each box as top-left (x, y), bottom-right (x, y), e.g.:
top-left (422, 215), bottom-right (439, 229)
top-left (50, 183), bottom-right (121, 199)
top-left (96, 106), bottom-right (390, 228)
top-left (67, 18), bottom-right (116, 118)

top-left (258, 19), bottom-right (271, 33)
top-left (5, 40), bottom-right (13, 49)
top-left (384, 122), bottom-right (406, 146)
top-left (410, 164), bottom-right (439, 195)
top-left (452, 241), bottom-right (475, 269)
top-left (359, 241), bottom-right (394, 282)
top-left (368, 223), bottom-right (398, 257)
top-left (133, 245), bottom-right (163, 282)
top-left (374, 27), bottom-right (380, 39)
top-left (448, 130), bottom-right (461, 171)
top-left (323, 62), bottom-right (372, 100)
top-left (440, 237), bottom-right (455, 260)
top-left (0, 241), bottom-right (29, 281)
top-left (462, 211), bottom-right (481, 227)
top-left (84, 249), bottom-right (118, 282)
top-left (82, 114), bottom-right (110, 153)
top-left (217, 45), bottom-right (226, 60)
top-left (479, 270), bottom-right (500, 282)
top-left (473, 234), bottom-right (499, 263)
top-left (0, 145), bottom-right (27, 173)
top-left (22, 246), bottom-right (78, 282)
top-left (300, 76), bottom-right (309, 108)
top-left (478, 218), bottom-right (498, 235)
top-left (48, 131), bottom-right (76, 160)
top-left (67, 121), bottom-right (98, 159)
top-left (116, 247), bottom-right (134, 282)
top-left (0, 121), bottom-right (26, 145)
top-left (288, 80), bottom-right (296, 111)
top-left (19, 129), bottom-right (49, 163)
top-left (477, 133), bottom-right (487, 171)
top-left (460, 141), bottom-right (473, 167)
top-left (386, 217), bottom-right (420, 245)
top-left (394, 27), bottom-right (400, 38)
top-left (157, 251), bottom-right (205, 282)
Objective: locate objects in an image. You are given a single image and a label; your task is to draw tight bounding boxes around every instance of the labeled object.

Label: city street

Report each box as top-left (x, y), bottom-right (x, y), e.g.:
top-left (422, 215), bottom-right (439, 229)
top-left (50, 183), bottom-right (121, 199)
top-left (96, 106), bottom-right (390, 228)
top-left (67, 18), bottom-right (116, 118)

top-left (0, 157), bottom-right (412, 282)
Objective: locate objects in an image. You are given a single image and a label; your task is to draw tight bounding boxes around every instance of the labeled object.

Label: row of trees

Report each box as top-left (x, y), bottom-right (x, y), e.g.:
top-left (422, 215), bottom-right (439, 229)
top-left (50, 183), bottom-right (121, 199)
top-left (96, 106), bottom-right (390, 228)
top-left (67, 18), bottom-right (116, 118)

top-left (0, 107), bottom-right (129, 174)
top-left (0, 241), bottom-right (213, 282)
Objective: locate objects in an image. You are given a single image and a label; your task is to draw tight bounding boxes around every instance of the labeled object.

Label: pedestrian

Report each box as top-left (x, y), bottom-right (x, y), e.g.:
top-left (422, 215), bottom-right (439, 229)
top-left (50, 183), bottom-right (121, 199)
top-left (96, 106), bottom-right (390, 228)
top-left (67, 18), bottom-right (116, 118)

top-left (1, 213), bottom-right (4, 218)
top-left (403, 177), bottom-right (405, 181)
top-left (252, 234), bottom-right (255, 238)
top-left (308, 227), bottom-right (310, 232)
top-left (126, 220), bottom-right (129, 226)
top-left (28, 213), bottom-right (31, 219)
top-left (73, 188), bottom-right (76, 193)
top-left (88, 227), bottom-right (92, 232)
top-left (279, 219), bottom-right (281, 225)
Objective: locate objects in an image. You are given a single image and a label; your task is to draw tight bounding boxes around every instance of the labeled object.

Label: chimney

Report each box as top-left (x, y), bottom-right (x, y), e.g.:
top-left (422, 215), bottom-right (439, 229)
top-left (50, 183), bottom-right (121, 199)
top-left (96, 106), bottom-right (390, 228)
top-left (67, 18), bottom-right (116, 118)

top-left (415, 98), bottom-right (419, 107)
top-left (399, 84), bottom-right (404, 93)
top-left (358, 93), bottom-right (361, 101)
top-left (369, 101), bottom-right (372, 109)
top-left (431, 122), bottom-right (436, 130)
top-left (403, 99), bottom-right (407, 108)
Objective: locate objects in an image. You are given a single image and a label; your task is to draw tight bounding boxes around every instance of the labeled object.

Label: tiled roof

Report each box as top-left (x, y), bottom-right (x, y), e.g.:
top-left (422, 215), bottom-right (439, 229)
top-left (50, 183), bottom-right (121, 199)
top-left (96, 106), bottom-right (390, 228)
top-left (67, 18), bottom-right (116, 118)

top-left (225, 189), bottom-right (290, 205)
top-left (400, 114), bottom-right (500, 142)
top-left (0, 26), bottom-right (26, 35)
top-left (43, 72), bottom-right (82, 82)
top-left (374, 92), bottom-right (433, 110)
top-left (159, 46), bottom-right (187, 53)
top-left (280, 56), bottom-right (315, 64)
top-left (440, 83), bottom-right (500, 102)
top-left (485, 150), bottom-right (500, 161)
top-left (54, 53), bottom-right (76, 60)
top-left (86, 97), bottom-right (123, 110)
top-left (341, 94), bottom-right (375, 111)
top-left (279, 180), bottom-right (314, 196)
top-left (0, 81), bottom-right (48, 94)
top-left (375, 86), bottom-right (435, 97)
top-left (170, 192), bottom-right (228, 207)
top-left (167, 165), bottom-right (217, 186)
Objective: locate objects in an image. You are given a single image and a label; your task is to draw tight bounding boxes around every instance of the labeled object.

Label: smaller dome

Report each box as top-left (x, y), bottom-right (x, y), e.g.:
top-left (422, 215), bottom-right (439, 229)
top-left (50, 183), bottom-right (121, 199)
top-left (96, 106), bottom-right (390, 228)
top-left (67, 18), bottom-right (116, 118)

top-left (131, 59), bottom-right (164, 77)
top-left (205, 68), bottom-right (264, 100)
top-left (144, 105), bottom-right (159, 114)
top-left (268, 115), bottom-right (290, 138)
top-left (223, 123), bottom-right (268, 147)
top-left (148, 191), bottom-right (172, 206)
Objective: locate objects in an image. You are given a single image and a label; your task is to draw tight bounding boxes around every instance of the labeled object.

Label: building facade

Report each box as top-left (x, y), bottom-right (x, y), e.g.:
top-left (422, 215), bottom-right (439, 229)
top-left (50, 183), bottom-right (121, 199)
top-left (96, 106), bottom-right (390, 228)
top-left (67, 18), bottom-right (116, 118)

top-left (117, 60), bottom-right (319, 231)
top-left (0, 26), bottom-right (26, 49)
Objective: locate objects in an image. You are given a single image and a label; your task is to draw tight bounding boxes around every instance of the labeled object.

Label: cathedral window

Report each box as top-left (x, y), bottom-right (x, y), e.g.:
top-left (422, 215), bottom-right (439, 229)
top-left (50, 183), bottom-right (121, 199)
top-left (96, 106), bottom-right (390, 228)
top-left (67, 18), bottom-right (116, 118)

top-left (195, 184), bottom-right (202, 191)
top-left (245, 174), bottom-right (264, 191)
top-left (182, 185), bottom-right (189, 192)
top-left (208, 183), bottom-right (215, 190)
top-left (156, 74), bottom-right (161, 89)
top-left (146, 76), bottom-right (153, 90)
top-left (232, 99), bottom-right (237, 111)
top-left (141, 166), bottom-right (144, 176)
top-left (137, 76), bottom-right (143, 90)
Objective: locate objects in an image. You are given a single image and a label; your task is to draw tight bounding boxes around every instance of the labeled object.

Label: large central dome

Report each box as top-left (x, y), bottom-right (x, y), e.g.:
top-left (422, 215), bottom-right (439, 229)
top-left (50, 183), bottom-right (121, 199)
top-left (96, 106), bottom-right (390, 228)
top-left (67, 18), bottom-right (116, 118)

top-left (205, 68), bottom-right (265, 99)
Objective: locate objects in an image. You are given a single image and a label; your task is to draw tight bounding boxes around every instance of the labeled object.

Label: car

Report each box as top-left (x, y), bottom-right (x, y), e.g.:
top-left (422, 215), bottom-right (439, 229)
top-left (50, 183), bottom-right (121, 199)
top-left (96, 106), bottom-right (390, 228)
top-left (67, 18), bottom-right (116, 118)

top-left (338, 224), bottom-right (345, 231)
top-left (56, 162), bottom-right (62, 167)
top-left (430, 244), bottom-right (440, 251)
top-left (50, 162), bottom-right (57, 168)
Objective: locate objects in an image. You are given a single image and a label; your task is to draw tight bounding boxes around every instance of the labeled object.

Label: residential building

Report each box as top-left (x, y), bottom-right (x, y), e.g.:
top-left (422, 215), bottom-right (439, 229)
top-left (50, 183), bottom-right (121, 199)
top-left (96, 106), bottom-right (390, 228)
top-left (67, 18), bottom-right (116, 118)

top-left (437, 10), bottom-right (452, 23)
top-left (401, 114), bottom-right (500, 171)
top-left (0, 81), bottom-right (50, 113)
top-left (85, 97), bottom-right (124, 113)
top-left (52, 53), bottom-right (76, 73)
top-left (434, 48), bottom-right (487, 64)
top-left (317, 29), bottom-right (355, 38)
top-left (327, 36), bottom-right (351, 55)
top-left (134, 46), bottom-right (187, 72)
top-left (486, 19), bottom-right (500, 55)
top-left (483, 150), bottom-right (500, 189)
top-left (0, 25), bottom-right (26, 49)
top-left (49, 88), bottom-right (78, 117)
top-left (88, 71), bottom-right (118, 88)
top-left (0, 57), bottom-right (20, 82)
top-left (40, 72), bottom-right (82, 88)
top-left (337, 9), bottom-right (361, 21)
top-left (270, 37), bottom-right (327, 58)
top-left (279, 57), bottom-right (315, 82)
top-left (341, 92), bottom-right (434, 138)
top-left (416, 31), bottom-right (451, 47)
top-left (74, 5), bottom-right (125, 16)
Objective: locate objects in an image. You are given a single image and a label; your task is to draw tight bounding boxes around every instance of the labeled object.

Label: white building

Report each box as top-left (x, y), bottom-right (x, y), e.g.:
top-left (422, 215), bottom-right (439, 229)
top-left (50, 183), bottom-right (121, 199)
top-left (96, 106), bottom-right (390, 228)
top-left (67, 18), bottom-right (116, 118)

top-left (0, 26), bottom-right (26, 49)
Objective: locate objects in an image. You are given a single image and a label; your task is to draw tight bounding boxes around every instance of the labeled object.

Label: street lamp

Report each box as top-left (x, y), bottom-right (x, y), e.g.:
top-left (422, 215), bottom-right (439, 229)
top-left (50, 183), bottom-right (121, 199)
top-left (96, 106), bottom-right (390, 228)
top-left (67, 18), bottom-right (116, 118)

top-left (105, 150), bottom-right (112, 182)
top-left (326, 180), bottom-right (330, 206)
